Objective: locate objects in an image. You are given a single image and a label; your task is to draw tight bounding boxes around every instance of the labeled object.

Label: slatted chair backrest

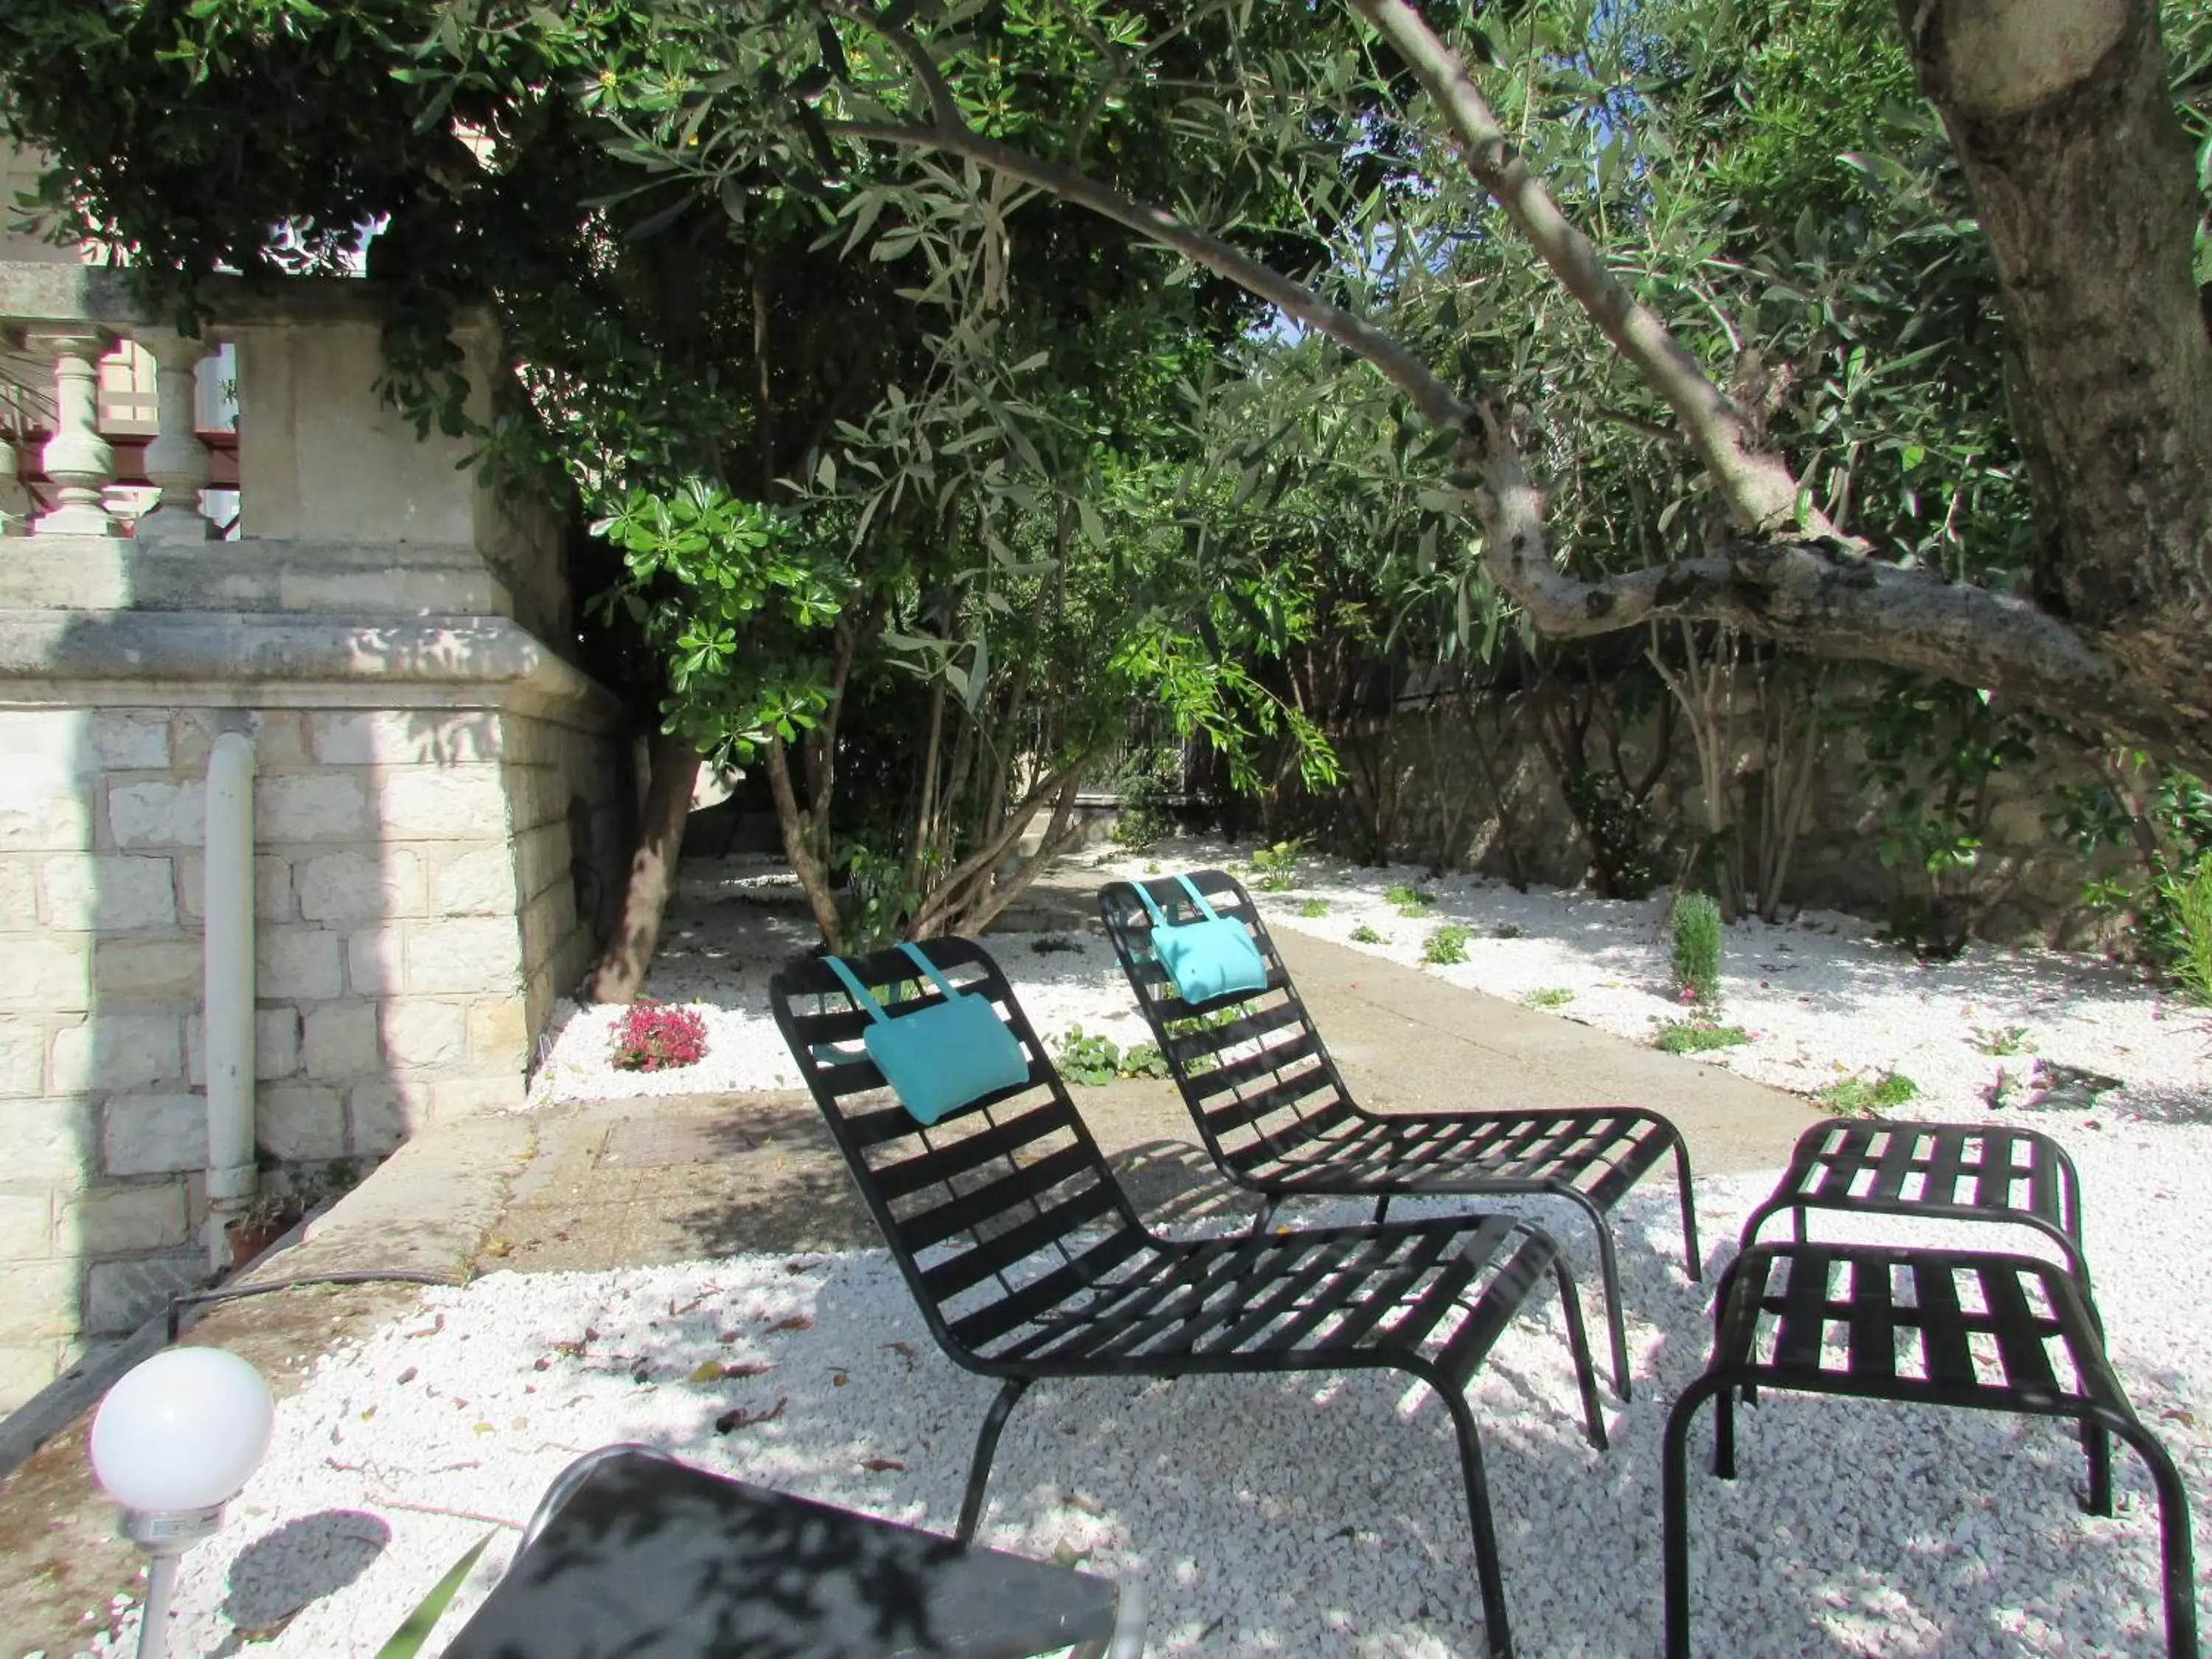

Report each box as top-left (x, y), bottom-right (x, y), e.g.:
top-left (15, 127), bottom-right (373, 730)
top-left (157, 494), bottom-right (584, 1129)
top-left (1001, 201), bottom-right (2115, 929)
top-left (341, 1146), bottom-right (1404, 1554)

top-left (768, 937), bottom-right (1150, 1369)
top-left (1097, 870), bottom-right (1359, 1179)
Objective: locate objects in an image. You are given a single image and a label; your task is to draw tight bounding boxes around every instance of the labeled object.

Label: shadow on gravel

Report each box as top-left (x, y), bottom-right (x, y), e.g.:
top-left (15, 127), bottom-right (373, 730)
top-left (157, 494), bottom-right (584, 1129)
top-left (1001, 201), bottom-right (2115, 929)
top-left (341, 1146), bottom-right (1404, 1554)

top-left (219, 1509), bottom-right (391, 1637)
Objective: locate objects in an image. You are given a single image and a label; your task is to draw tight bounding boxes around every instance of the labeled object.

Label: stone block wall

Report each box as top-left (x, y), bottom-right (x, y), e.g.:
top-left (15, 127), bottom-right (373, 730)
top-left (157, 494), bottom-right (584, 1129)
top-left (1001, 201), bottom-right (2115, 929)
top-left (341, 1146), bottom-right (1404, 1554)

top-left (0, 697), bottom-right (630, 1403)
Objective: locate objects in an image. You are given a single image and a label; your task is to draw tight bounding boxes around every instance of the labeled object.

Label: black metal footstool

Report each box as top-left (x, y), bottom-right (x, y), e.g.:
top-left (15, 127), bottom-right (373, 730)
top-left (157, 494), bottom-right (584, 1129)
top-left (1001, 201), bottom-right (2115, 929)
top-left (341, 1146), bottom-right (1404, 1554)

top-left (1739, 1120), bottom-right (2090, 1294)
top-left (1663, 1241), bottom-right (2197, 1658)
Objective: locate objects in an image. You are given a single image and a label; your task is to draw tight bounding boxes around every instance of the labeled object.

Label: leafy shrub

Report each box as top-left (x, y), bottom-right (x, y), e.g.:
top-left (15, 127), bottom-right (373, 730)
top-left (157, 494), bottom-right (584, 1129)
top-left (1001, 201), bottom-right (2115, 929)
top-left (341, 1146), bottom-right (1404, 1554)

top-left (2052, 761), bottom-right (2212, 972)
top-left (1250, 838), bottom-right (1307, 892)
top-left (1297, 898), bottom-right (1330, 918)
top-left (610, 1001), bottom-right (709, 1071)
top-left (1562, 768), bottom-right (1658, 900)
top-left (1816, 1071), bottom-right (1920, 1115)
top-left (2178, 863), bottom-right (2212, 1005)
top-left (1109, 757), bottom-right (1181, 853)
top-left (1671, 892), bottom-right (1723, 1004)
top-left (1424, 925), bottom-right (1472, 965)
top-left (1653, 1020), bottom-right (1750, 1054)
top-left (1053, 1025), bottom-right (1170, 1085)
top-left (1385, 883), bottom-right (1433, 917)
top-left (1349, 923), bottom-right (1388, 945)
top-left (1525, 987), bottom-right (1575, 1009)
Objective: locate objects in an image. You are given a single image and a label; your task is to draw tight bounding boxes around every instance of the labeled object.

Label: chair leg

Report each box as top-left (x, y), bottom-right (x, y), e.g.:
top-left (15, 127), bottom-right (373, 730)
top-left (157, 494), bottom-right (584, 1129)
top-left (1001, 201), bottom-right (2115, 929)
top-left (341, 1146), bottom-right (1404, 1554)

top-left (1559, 1188), bottom-right (1632, 1399)
top-left (2105, 1414), bottom-right (2201, 1659)
top-left (1550, 1256), bottom-right (1608, 1452)
top-left (956, 1378), bottom-right (1031, 1545)
top-left (1671, 1137), bottom-right (1702, 1281)
top-left (2081, 1416), bottom-right (2113, 1517)
top-left (1442, 1391), bottom-right (1514, 1659)
top-left (1246, 1199), bottom-right (1280, 1237)
top-left (1371, 1194), bottom-right (1392, 1225)
top-left (1662, 1376), bottom-right (1725, 1659)
top-left (1714, 1378), bottom-right (1737, 1480)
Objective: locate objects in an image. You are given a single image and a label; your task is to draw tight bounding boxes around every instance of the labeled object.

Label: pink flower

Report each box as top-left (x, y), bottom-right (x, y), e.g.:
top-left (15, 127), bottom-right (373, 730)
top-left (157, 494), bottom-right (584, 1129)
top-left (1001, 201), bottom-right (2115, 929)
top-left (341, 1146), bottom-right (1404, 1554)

top-left (610, 999), bottom-right (709, 1071)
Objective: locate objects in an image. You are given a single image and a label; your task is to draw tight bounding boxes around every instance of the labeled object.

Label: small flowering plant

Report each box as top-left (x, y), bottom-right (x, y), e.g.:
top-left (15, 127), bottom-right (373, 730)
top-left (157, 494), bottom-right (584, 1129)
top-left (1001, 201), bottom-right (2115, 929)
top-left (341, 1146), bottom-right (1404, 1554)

top-left (610, 999), bottom-right (709, 1071)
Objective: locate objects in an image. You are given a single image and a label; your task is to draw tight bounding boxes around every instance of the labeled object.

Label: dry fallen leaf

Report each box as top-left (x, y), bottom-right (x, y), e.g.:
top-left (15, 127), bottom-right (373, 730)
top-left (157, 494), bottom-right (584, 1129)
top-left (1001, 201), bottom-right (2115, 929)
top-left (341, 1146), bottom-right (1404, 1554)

top-left (767, 1315), bottom-right (814, 1333)
top-left (884, 1341), bottom-right (917, 1370)
top-left (687, 1360), bottom-right (730, 1384)
top-left (858, 1457), bottom-right (905, 1473)
top-left (483, 1238), bottom-right (513, 1259)
top-left (395, 1366), bottom-right (418, 1386)
top-left (404, 1314), bottom-right (446, 1340)
top-left (832, 1372), bottom-right (849, 1388)
top-left (714, 1397), bottom-right (789, 1434)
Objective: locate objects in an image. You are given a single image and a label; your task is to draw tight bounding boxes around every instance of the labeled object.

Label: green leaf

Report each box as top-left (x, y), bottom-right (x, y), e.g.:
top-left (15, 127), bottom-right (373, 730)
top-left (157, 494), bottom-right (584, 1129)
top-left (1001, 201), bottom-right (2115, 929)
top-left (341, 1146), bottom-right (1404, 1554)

top-left (375, 1532), bottom-right (495, 1658)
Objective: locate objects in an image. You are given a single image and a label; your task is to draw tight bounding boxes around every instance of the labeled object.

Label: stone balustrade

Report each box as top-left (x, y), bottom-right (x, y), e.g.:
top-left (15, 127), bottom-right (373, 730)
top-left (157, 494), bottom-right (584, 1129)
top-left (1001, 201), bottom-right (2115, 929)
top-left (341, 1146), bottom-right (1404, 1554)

top-left (0, 262), bottom-right (636, 1411)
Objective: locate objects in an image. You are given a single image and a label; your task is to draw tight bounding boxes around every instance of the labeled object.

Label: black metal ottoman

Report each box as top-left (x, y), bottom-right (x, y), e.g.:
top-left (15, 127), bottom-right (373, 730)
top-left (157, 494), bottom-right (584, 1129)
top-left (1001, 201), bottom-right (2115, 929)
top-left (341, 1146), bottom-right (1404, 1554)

top-left (1662, 1241), bottom-right (2197, 1658)
top-left (1739, 1119), bottom-right (2090, 1294)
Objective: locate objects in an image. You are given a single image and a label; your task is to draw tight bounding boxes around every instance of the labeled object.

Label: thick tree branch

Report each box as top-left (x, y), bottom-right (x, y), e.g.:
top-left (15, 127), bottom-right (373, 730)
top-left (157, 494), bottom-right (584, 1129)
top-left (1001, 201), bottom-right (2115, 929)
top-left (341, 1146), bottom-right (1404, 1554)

top-left (1349, 0), bottom-right (1839, 541)
top-left (1453, 403), bottom-right (2172, 744)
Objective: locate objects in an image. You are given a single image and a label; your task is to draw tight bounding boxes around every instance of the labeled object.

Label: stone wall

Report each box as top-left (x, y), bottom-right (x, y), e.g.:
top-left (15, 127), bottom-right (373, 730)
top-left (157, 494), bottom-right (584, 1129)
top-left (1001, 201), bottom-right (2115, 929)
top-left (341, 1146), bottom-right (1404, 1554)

top-left (0, 257), bottom-right (634, 1409)
top-left (0, 691), bottom-right (629, 1402)
top-left (1299, 688), bottom-right (2133, 945)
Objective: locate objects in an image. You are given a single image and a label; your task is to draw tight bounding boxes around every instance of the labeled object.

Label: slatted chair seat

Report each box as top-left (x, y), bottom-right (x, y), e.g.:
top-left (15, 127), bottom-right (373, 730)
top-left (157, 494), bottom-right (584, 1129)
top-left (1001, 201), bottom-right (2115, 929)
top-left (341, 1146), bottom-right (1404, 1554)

top-left (1663, 1241), bottom-right (2198, 1658)
top-left (1098, 869), bottom-right (1699, 1399)
top-left (1738, 1119), bottom-right (2090, 1293)
top-left (770, 937), bottom-right (1610, 1659)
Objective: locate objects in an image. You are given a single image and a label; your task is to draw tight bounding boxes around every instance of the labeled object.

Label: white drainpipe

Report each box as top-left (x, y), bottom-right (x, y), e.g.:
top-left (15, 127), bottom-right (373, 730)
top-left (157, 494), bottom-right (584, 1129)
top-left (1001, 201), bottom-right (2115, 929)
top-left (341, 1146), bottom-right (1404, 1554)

top-left (203, 731), bottom-right (257, 1268)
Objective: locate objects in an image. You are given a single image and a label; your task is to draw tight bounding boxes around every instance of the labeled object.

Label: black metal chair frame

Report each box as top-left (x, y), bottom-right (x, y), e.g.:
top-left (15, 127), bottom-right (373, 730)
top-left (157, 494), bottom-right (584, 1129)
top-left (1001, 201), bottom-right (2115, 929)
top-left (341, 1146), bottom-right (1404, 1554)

top-left (1097, 869), bottom-right (1700, 1399)
top-left (1739, 1118), bottom-right (2090, 1284)
top-left (769, 937), bottom-right (1611, 1659)
top-left (1663, 1240), bottom-right (2198, 1658)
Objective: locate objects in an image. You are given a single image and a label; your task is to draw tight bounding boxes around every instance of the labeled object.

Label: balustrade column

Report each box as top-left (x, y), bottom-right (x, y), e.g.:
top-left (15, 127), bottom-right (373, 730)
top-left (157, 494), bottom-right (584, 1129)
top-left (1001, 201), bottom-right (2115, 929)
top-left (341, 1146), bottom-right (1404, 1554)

top-left (136, 331), bottom-right (215, 542)
top-left (27, 329), bottom-right (117, 536)
top-left (0, 430), bottom-right (27, 535)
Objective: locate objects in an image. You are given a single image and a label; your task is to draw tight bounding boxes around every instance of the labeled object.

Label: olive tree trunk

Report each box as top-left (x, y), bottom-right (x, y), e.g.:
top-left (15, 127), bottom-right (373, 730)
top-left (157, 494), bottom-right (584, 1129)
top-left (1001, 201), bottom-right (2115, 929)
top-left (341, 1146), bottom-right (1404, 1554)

top-left (587, 730), bottom-right (702, 1004)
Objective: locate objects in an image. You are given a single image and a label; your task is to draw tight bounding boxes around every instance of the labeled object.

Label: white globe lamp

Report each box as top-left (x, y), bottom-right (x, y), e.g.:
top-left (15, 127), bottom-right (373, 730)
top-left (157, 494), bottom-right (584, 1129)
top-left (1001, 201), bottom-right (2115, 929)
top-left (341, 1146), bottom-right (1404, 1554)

top-left (88, 1347), bottom-right (274, 1659)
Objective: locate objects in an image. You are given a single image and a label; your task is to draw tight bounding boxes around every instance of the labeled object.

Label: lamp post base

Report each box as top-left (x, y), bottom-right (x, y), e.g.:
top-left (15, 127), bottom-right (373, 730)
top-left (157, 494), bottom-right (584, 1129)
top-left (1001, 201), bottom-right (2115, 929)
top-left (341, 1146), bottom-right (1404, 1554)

top-left (122, 1506), bottom-right (223, 1659)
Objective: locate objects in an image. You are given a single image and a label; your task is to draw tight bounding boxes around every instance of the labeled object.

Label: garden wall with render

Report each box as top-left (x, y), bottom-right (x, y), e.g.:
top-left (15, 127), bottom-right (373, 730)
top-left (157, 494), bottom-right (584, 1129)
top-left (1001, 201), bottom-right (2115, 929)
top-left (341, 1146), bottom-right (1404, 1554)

top-left (0, 260), bottom-right (634, 1408)
top-left (1304, 684), bottom-right (2137, 947)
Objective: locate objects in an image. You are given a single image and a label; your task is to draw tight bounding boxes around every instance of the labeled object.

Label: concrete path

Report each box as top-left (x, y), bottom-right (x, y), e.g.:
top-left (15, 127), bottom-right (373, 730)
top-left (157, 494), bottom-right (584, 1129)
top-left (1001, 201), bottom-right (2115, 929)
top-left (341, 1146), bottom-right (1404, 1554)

top-left (0, 924), bottom-right (1821, 1652)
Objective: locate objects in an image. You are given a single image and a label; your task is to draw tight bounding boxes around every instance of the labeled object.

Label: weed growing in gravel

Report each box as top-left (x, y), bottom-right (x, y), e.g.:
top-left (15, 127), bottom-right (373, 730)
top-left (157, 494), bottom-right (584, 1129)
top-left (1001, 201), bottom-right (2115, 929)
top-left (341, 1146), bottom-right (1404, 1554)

top-left (1971, 1023), bottom-right (2034, 1056)
top-left (1386, 883), bottom-right (1434, 917)
top-left (610, 1001), bottom-right (709, 1071)
top-left (1144, 860), bottom-right (1163, 875)
top-left (1349, 923), bottom-right (1388, 945)
top-left (1653, 1020), bottom-right (1750, 1054)
top-left (1251, 838), bottom-right (1308, 892)
top-left (1298, 898), bottom-right (1330, 918)
top-left (1671, 893), bottom-right (1723, 1004)
top-left (1492, 923), bottom-right (1524, 939)
top-left (1030, 934), bottom-right (1081, 955)
top-left (1425, 925), bottom-right (1472, 965)
top-left (1526, 987), bottom-right (1576, 1009)
top-left (1816, 1070), bottom-right (1920, 1115)
top-left (2180, 864), bottom-right (2212, 1004)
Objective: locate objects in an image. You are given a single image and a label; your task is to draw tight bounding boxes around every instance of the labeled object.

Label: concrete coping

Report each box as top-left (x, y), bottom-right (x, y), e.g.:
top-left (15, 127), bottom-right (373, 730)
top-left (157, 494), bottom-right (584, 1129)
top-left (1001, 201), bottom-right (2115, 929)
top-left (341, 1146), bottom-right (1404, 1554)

top-left (0, 608), bottom-right (625, 725)
top-left (0, 260), bottom-right (490, 337)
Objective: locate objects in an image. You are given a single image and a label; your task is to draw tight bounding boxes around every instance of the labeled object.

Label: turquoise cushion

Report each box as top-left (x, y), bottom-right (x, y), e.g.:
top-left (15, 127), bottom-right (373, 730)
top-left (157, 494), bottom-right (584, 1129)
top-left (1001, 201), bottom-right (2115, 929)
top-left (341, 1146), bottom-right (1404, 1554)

top-left (860, 992), bottom-right (1030, 1126)
top-left (1152, 915), bottom-right (1268, 1005)
top-left (826, 946), bottom-right (1031, 1126)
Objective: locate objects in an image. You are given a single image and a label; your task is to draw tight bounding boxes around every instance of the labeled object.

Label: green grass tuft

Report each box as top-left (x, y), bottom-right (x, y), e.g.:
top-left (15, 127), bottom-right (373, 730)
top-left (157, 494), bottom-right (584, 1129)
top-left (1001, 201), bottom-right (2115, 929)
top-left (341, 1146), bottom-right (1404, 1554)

top-left (1671, 891), bottom-right (1723, 1004)
top-left (1654, 1020), bottom-right (1750, 1054)
top-left (1525, 987), bottom-right (1575, 1009)
top-left (1424, 924), bottom-right (1472, 965)
top-left (1815, 1070), bottom-right (1921, 1116)
top-left (1349, 923), bottom-right (1387, 945)
top-left (1298, 898), bottom-right (1330, 918)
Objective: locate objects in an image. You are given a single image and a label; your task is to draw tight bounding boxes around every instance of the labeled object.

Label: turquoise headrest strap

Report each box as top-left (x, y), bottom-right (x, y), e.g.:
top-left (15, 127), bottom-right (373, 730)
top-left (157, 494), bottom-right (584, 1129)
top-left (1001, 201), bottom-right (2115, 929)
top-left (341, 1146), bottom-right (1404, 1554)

top-left (824, 956), bottom-right (891, 1025)
top-left (1173, 873), bottom-right (1225, 923)
top-left (896, 942), bottom-right (965, 1003)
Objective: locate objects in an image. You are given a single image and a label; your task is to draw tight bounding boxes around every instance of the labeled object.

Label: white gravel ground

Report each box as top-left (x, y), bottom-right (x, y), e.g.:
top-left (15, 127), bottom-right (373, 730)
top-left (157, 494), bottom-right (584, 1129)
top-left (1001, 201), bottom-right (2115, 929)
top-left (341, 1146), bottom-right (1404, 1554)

top-left (69, 842), bottom-right (2212, 1657)
top-left (533, 840), bottom-right (2211, 1133)
top-left (77, 1150), bottom-right (2211, 1658)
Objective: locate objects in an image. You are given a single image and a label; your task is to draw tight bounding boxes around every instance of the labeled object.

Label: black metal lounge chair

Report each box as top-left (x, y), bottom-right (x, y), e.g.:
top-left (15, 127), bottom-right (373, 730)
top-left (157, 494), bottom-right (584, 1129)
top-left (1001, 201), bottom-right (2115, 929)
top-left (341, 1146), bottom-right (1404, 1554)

top-left (1663, 1240), bottom-right (2198, 1658)
top-left (768, 936), bottom-right (1609, 1659)
top-left (1098, 869), bottom-right (1698, 1398)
